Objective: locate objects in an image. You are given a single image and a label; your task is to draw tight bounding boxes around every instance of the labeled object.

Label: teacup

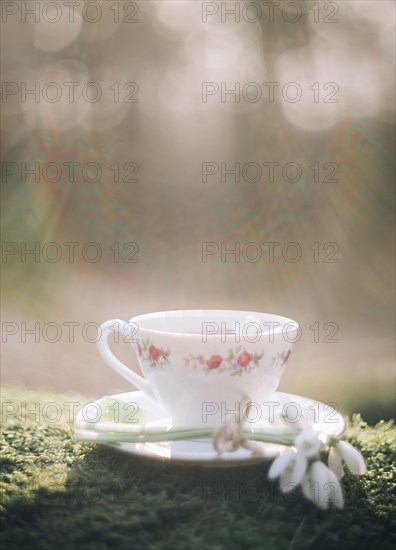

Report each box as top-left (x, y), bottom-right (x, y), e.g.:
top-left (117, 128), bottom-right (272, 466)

top-left (97, 310), bottom-right (299, 427)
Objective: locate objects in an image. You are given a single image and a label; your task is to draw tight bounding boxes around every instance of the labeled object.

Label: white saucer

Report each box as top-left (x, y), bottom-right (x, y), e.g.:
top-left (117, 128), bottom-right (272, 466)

top-left (75, 391), bottom-right (346, 467)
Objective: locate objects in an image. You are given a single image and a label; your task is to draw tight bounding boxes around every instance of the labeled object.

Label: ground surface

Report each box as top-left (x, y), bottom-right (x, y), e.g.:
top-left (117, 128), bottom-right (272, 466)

top-left (1, 387), bottom-right (395, 550)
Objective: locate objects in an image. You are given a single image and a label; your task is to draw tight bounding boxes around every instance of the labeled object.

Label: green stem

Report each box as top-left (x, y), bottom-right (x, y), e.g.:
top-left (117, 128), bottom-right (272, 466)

top-left (74, 424), bottom-right (297, 446)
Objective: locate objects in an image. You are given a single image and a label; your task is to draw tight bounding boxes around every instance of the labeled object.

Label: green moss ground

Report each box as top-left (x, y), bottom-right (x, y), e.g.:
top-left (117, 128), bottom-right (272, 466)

top-left (1, 387), bottom-right (395, 550)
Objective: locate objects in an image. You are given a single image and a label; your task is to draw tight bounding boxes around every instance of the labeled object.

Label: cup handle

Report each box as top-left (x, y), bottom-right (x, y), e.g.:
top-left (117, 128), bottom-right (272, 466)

top-left (97, 319), bottom-right (157, 402)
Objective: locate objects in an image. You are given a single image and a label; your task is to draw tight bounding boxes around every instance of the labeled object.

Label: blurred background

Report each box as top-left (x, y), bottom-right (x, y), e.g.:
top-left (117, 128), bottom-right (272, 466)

top-left (1, 0), bottom-right (395, 422)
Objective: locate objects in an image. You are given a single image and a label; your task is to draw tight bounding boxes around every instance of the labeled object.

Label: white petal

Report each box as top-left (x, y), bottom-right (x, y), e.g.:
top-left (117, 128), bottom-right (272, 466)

top-left (279, 453), bottom-right (308, 493)
top-left (291, 453), bottom-right (308, 486)
top-left (328, 446), bottom-right (344, 479)
top-left (301, 470), bottom-right (315, 501)
top-left (310, 461), bottom-right (331, 510)
top-left (294, 428), bottom-right (321, 458)
top-left (311, 461), bottom-right (344, 510)
top-left (279, 466), bottom-right (295, 492)
top-left (325, 466), bottom-right (344, 509)
top-left (338, 441), bottom-right (367, 475)
top-left (268, 449), bottom-right (295, 480)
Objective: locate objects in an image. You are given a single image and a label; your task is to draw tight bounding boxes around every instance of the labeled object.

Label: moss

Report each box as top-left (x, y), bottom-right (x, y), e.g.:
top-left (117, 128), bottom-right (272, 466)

top-left (1, 387), bottom-right (395, 550)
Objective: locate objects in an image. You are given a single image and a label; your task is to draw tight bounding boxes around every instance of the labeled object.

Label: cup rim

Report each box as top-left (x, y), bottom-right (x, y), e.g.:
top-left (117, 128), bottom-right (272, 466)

top-left (129, 309), bottom-right (299, 337)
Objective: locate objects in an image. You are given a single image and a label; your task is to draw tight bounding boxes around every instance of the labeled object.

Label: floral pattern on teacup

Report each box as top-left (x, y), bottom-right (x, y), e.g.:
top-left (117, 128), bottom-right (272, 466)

top-left (184, 346), bottom-right (264, 376)
top-left (137, 339), bottom-right (170, 368)
top-left (271, 349), bottom-right (292, 369)
top-left (137, 341), bottom-right (292, 374)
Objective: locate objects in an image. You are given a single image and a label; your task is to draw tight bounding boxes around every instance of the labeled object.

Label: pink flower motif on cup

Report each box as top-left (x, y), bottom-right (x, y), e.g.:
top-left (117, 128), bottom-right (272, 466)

top-left (149, 345), bottom-right (161, 362)
top-left (138, 339), bottom-right (170, 368)
top-left (237, 351), bottom-right (254, 368)
top-left (184, 347), bottom-right (264, 375)
top-left (271, 349), bottom-right (292, 369)
top-left (207, 355), bottom-right (223, 370)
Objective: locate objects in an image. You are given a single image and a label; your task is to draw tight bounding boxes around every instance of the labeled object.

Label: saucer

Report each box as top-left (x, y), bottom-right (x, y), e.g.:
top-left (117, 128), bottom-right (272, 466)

top-left (75, 391), bottom-right (346, 467)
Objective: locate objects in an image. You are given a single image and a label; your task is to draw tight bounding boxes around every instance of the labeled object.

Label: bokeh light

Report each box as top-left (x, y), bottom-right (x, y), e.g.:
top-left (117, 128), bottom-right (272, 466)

top-left (1, 0), bottom-right (395, 422)
top-left (33, 6), bottom-right (83, 52)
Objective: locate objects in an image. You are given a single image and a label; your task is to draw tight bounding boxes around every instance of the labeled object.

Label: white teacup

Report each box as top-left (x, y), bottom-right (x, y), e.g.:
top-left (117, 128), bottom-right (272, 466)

top-left (97, 310), bottom-right (299, 427)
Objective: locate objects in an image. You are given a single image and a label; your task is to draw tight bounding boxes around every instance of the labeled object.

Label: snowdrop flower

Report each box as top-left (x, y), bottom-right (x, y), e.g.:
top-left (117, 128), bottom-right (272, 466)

top-left (268, 449), bottom-right (308, 493)
top-left (294, 428), bottom-right (321, 458)
top-left (301, 460), bottom-right (344, 510)
top-left (212, 393), bottom-right (366, 511)
top-left (328, 440), bottom-right (366, 479)
top-left (268, 428), bottom-right (322, 493)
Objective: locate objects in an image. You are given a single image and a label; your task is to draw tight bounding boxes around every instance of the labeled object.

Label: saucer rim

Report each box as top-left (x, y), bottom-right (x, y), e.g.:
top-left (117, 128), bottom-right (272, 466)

top-left (75, 390), bottom-right (346, 466)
